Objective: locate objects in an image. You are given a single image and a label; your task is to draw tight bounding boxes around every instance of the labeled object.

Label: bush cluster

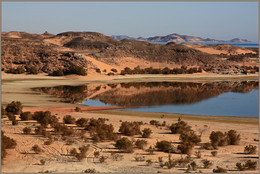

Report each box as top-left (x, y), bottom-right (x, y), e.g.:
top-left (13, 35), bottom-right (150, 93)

top-left (150, 120), bottom-right (166, 127)
top-left (169, 120), bottom-right (192, 134)
top-left (63, 115), bottom-right (76, 124)
top-left (85, 118), bottom-right (118, 142)
top-left (141, 128), bottom-right (152, 138)
top-left (135, 139), bottom-right (148, 149)
top-left (120, 66), bottom-right (202, 75)
top-left (33, 111), bottom-right (58, 128)
top-left (1, 131), bottom-right (17, 160)
top-left (70, 145), bottom-right (90, 161)
top-left (76, 118), bottom-right (89, 127)
top-left (20, 111), bottom-right (33, 121)
top-left (48, 65), bottom-right (87, 76)
top-left (213, 166), bottom-right (227, 173)
top-left (5, 101), bottom-right (23, 115)
top-left (210, 129), bottom-right (240, 148)
top-left (119, 121), bottom-right (141, 136)
top-left (236, 160), bottom-right (257, 171)
top-left (244, 144), bottom-right (257, 154)
top-left (155, 140), bottom-right (174, 153)
top-left (5, 66), bottom-right (25, 74)
top-left (23, 127), bottom-right (32, 134)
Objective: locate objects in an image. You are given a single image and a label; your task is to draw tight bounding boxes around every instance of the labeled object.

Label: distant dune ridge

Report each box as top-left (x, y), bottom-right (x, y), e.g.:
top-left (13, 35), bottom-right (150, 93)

top-left (111, 33), bottom-right (250, 43)
top-left (1, 31), bottom-right (257, 75)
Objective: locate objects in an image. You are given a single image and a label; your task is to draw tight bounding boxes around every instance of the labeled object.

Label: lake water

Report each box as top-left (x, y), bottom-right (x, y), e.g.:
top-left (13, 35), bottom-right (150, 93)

top-left (33, 81), bottom-right (259, 117)
top-left (150, 42), bottom-right (259, 48)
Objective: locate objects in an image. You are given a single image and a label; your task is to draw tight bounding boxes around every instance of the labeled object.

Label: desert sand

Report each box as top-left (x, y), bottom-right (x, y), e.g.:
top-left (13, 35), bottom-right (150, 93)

top-left (1, 73), bottom-right (259, 173)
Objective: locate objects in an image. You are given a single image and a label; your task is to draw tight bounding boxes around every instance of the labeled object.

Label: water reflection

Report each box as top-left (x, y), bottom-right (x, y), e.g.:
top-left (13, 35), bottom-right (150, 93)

top-left (33, 81), bottom-right (258, 107)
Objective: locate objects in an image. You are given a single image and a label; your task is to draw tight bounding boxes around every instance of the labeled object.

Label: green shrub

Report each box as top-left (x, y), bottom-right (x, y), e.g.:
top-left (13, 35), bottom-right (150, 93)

top-left (115, 137), bottom-right (134, 153)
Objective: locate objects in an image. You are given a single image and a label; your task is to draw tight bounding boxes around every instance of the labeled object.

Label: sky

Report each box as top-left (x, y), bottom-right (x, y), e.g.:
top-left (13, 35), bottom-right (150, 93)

top-left (2, 1), bottom-right (259, 42)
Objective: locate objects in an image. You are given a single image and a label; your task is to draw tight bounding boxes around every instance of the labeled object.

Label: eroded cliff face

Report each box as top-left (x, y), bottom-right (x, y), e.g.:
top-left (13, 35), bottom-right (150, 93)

top-left (33, 81), bottom-right (258, 106)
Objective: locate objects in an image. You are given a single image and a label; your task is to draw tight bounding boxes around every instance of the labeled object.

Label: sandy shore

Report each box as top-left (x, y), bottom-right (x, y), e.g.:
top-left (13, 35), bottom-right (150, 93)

top-left (1, 72), bottom-right (259, 173)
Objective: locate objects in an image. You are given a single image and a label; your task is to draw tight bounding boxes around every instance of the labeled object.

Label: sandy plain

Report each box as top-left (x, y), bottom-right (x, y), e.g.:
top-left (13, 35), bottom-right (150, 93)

top-left (1, 72), bottom-right (259, 173)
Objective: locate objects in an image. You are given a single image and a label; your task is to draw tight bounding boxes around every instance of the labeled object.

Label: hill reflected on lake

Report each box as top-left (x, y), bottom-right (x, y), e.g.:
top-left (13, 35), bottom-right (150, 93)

top-left (33, 81), bottom-right (258, 106)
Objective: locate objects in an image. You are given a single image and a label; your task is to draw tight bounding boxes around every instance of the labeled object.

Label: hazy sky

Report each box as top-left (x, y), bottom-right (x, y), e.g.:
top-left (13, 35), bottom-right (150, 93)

top-left (2, 1), bottom-right (258, 42)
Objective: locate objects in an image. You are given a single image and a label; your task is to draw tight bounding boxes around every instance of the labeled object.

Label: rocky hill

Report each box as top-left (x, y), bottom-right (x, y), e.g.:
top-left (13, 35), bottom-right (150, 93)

top-left (111, 33), bottom-right (250, 43)
top-left (1, 31), bottom-right (257, 75)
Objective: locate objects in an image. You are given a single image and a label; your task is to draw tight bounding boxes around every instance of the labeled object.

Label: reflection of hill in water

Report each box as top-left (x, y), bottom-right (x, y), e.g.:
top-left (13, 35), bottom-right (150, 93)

top-left (33, 81), bottom-right (258, 106)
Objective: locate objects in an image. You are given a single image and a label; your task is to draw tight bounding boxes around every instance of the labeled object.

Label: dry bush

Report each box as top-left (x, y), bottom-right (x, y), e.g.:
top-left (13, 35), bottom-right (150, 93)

top-left (190, 161), bottom-right (198, 171)
top-left (63, 115), bottom-right (76, 124)
top-left (99, 156), bottom-right (107, 163)
top-left (150, 120), bottom-right (160, 126)
top-left (134, 155), bottom-right (146, 162)
top-left (94, 151), bottom-right (100, 158)
top-left (12, 120), bottom-right (18, 125)
top-left (236, 160), bottom-right (257, 171)
top-left (227, 129), bottom-right (240, 145)
top-left (146, 159), bottom-right (153, 166)
top-left (146, 146), bottom-right (155, 155)
top-left (32, 144), bottom-right (43, 154)
top-left (40, 159), bottom-right (45, 165)
top-left (110, 152), bottom-right (124, 161)
top-left (195, 151), bottom-right (202, 158)
top-left (23, 127), bottom-right (32, 134)
top-left (156, 140), bottom-right (174, 153)
top-left (70, 148), bottom-right (78, 156)
top-left (44, 140), bottom-right (53, 145)
top-left (119, 121), bottom-right (141, 136)
top-left (115, 137), bottom-right (134, 153)
top-left (179, 131), bottom-right (201, 145)
top-left (5, 101), bottom-right (23, 115)
top-left (135, 139), bottom-right (148, 149)
top-left (211, 151), bottom-right (218, 157)
top-left (79, 145), bottom-right (90, 158)
top-left (33, 111), bottom-right (58, 128)
top-left (34, 125), bottom-right (46, 135)
top-left (202, 159), bottom-right (213, 168)
top-left (76, 118), bottom-right (88, 127)
top-left (169, 120), bottom-right (192, 134)
top-left (177, 142), bottom-right (194, 155)
top-left (141, 128), bottom-right (152, 138)
top-left (75, 107), bottom-right (81, 112)
top-left (244, 144), bottom-right (257, 154)
top-left (176, 155), bottom-right (191, 168)
top-left (1, 131), bottom-right (17, 160)
top-left (213, 166), bottom-right (227, 173)
top-left (20, 111), bottom-right (33, 121)
top-left (163, 154), bottom-right (176, 169)
top-left (54, 124), bottom-right (75, 136)
top-left (1, 106), bottom-right (7, 116)
top-left (209, 131), bottom-right (229, 148)
top-left (202, 142), bottom-right (214, 150)
top-left (84, 168), bottom-right (97, 173)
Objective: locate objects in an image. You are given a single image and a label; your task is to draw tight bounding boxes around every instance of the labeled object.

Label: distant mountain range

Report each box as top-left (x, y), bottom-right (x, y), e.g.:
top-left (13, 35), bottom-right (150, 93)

top-left (110, 33), bottom-right (250, 43)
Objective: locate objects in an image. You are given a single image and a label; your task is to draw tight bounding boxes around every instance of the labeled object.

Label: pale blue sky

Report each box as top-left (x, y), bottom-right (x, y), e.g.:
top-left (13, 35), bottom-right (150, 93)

top-left (2, 1), bottom-right (258, 42)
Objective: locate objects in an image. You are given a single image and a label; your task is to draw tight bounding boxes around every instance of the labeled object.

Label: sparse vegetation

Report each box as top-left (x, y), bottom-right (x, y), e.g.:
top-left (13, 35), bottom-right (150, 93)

top-left (76, 118), bottom-right (88, 127)
top-left (115, 137), bottom-right (134, 153)
top-left (170, 120), bottom-right (192, 134)
top-left (23, 127), bottom-right (32, 134)
top-left (1, 131), bottom-right (17, 160)
top-left (32, 144), bottom-right (43, 154)
top-left (155, 140), bottom-right (174, 153)
top-left (135, 139), bottom-right (148, 149)
top-left (236, 160), bottom-right (257, 171)
top-left (244, 144), bottom-right (257, 154)
top-left (141, 128), bottom-right (152, 138)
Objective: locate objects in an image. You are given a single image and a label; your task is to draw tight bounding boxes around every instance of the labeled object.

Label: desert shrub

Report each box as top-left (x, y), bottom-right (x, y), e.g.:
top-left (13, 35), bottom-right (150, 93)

top-left (202, 142), bottom-right (214, 150)
top-left (135, 139), bottom-right (148, 149)
top-left (84, 168), bottom-right (97, 173)
top-left (1, 131), bottom-right (17, 160)
top-left (170, 120), bottom-right (192, 134)
top-left (227, 129), bottom-right (240, 145)
top-left (110, 152), bottom-right (124, 161)
top-left (66, 65), bottom-right (87, 76)
top-left (7, 113), bottom-right (16, 121)
top-left (244, 144), bottom-right (257, 154)
top-left (5, 101), bottom-right (23, 115)
top-left (211, 151), bottom-right (218, 157)
top-left (23, 127), bottom-right (32, 134)
top-left (76, 118), bottom-right (88, 127)
top-left (44, 140), bottom-right (53, 145)
top-left (146, 159), bottom-right (153, 166)
top-left (150, 120), bottom-right (160, 126)
top-left (70, 148), bottom-right (78, 156)
top-left (75, 107), bottom-right (81, 112)
top-left (40, 159), bottom-right (45, 165)
top-left (163, 154), bottom-right (177, 169)
top-left (107, 72), bottom-right (114, 76)
top-left (141, 128), bottom-right (152, 138)
top-left (65, 138), bottom-right (74, 145)
top-left (32, 144), bottom-right (43, 154)
top-left (34, 125), bottom-right (46, 135)
top-left (111, 68), bottom-right (118, 73)
top-left (134, 155), bottom-right (146, 162)
top-left (209, 131), bottom-right (229, 148)
top-left (54, 124), bottom-right (75, 136)
top-left (20, 111), bottom-right (33, 121)
top-left (179, 131), bottom-right (201, 145)
top-left (49, 69), bottom-right (64, 76)
top-left (94, 151), bottom-right (100, 158)
top-left (115, 137), bottom-right (134, 153)
top-left (202, 159), bottom-right (213, 168)
top-left (195, 151), bottom-right (201, 158)
top-left (33, 111), bottom-right (58, 127)
top-left (99, 156), bottom-right (107, 163)
top-left (190, 161), bottom-right (198, 171)
top-left (176, 155), bottom-right (191, 168)
top-left (119, 121), bottom-right (141, 136)
top-left (177, 142), bottom-right (194, 155)
top-left (6, 66), bottom-right (25, 74)
top-left (96, 68), bottom-right (101, 73)
top-left (236, 160), bottom-right (257, 171)
top-left (27, 66), bottom-right (38, 74)
top-left (146, 146), bottom-right (155, 155)
top-left (1, 106), bottom-right (7, 115)
top-left (63, 115), bottom-right (76, 124)
top-left (213, 166), bottom-right (227, 173)
top-left (156, 140), bottom-right (174, 153)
